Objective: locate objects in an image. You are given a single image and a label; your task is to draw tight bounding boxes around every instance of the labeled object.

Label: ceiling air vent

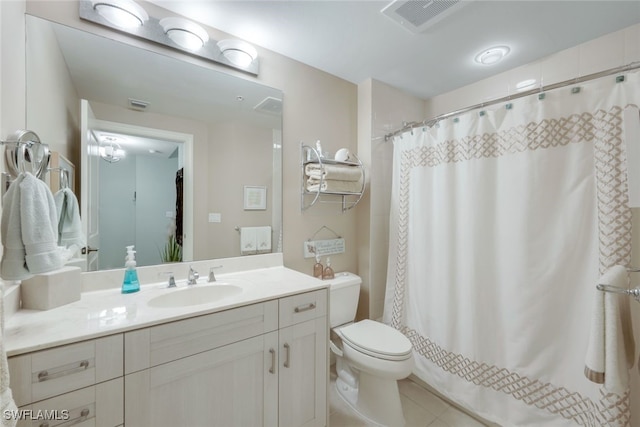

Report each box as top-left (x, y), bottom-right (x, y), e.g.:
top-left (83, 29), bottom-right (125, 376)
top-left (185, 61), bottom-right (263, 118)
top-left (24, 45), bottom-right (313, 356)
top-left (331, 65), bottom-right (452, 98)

top-left (128, 98), bottom-right (150, 111)
top-left (381, 0), bottom-right (471, 34)
top-left (254, 96), bottom-right (283, 115)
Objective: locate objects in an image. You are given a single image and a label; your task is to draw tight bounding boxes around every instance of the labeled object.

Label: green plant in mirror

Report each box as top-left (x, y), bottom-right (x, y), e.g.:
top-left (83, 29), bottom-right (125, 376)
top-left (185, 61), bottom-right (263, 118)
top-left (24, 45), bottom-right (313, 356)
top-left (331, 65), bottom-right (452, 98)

top-left (160, 234), bottom-right (182, 263)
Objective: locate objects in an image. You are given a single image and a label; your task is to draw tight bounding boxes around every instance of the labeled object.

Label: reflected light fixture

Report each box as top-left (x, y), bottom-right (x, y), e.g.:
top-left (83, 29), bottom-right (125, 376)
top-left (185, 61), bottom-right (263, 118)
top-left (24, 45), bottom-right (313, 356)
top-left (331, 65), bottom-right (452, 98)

top-left (99, 138), bottom-right (125, 163)
top-left (92, 0), bottom-right (148, 28)
top-left (160, 17), bottom-right (209, 51)
top-left (474, 45), bottom-right (510, 65)
top-left (516, 78), bottom-right (537, 91)
top-left (217, 39), bottom-right (258, 68)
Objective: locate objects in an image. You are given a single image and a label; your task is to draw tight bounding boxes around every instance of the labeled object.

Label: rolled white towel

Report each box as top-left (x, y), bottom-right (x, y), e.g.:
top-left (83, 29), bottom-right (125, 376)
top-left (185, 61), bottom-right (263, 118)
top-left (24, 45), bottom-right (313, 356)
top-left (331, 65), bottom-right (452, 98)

top-left (306, 177), bottom-right (363, 194)
top-left (305, 163), bottom-right (362, 182)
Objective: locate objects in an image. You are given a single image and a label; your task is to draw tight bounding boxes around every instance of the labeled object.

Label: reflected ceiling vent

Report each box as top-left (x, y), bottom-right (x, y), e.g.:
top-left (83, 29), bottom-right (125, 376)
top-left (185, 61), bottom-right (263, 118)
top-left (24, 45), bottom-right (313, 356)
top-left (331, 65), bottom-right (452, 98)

top-left (254, 96), bottom-right (282, 115)
top-left (128, 98), bottom-right (150, 111)
top-left (381, 0), bottom-right (472, 34)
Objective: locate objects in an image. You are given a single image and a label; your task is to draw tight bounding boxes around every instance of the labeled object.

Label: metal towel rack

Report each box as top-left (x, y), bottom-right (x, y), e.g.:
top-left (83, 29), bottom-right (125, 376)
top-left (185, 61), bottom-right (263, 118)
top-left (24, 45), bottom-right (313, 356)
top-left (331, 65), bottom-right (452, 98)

top-left (1, 130), bottom-right (51, 197)
top-left (596, 267), bottom-right (640, 302)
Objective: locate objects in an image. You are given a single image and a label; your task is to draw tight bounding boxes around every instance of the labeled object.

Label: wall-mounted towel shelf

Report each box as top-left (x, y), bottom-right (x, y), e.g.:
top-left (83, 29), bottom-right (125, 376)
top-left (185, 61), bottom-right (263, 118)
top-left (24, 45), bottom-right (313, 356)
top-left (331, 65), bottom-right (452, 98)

top-left (300, 142), bottom-right (365, 212)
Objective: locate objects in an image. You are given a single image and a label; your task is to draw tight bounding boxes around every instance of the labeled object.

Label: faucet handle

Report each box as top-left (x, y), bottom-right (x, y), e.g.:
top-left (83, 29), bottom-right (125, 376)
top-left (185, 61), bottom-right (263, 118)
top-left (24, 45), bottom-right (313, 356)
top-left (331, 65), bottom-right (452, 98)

top-left (188, 265), bottom-right (199, 285)
top-left (208, 265), bottom-right (223, 282)
top-left (159, 271), bottom-right (176, 288)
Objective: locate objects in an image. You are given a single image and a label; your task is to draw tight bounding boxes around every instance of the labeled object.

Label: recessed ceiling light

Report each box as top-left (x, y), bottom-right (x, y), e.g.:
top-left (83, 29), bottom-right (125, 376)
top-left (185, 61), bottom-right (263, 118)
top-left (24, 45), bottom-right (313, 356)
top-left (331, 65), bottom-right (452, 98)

top-left (92, 0), bottom-right (148, 28)
top-left (474, 46), bottom-right (510, 65)
top-left (160, 17), bottom-right (209, 50)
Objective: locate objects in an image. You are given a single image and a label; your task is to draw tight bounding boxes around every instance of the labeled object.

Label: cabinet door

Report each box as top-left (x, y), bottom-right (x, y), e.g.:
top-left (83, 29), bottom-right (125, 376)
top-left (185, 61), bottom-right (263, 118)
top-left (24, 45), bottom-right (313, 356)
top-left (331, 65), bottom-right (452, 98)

top-left (125, 332), bottom-right (279, 427)
top-left (278, 317), bottom-right (327, 427)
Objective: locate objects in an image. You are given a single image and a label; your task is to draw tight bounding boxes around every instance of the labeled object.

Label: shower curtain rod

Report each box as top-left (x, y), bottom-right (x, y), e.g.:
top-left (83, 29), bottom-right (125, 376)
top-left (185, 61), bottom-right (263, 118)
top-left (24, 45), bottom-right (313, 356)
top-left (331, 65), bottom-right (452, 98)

top-left (384, 61), bottom-right (640, 141)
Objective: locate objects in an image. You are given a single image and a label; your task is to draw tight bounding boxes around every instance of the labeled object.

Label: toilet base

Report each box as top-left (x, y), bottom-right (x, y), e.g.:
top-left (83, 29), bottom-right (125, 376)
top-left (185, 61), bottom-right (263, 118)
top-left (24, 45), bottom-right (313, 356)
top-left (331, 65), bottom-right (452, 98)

top-left (335, 370), bottom-right (406, 427)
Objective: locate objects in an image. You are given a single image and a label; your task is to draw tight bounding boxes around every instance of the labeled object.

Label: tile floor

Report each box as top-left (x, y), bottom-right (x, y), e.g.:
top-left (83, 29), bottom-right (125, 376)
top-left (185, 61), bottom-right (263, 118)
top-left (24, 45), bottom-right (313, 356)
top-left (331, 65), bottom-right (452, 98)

top-left (329, 368), bottom-right (493, 427)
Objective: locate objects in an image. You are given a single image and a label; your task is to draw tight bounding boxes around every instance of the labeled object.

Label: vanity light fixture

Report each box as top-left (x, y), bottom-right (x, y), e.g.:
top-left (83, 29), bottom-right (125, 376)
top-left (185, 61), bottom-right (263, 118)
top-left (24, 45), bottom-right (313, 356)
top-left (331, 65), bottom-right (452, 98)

top-left (79, 0), bottom-right (260, 75)
top-left (160, 17), bottom-right (209, 51)
top-left (91, 0), bottom-right (148, 28)
top-left (474, 45), bottom-right (510, 65)
top-left (217, 39), bottom-right (258, 68)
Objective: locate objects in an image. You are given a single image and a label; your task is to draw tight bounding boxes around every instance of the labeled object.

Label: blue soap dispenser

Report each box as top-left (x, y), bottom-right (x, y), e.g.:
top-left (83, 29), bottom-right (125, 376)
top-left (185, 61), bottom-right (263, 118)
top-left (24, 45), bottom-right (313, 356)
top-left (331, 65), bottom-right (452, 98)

top-left (121, 245), bottom-right (140, 294)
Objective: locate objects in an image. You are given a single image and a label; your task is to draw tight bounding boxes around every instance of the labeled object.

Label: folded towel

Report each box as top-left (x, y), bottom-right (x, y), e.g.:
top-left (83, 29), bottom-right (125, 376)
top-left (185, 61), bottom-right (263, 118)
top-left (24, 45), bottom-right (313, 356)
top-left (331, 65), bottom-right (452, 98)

top-left (256, 226), bottom-right (271, 254)
top-left (54, 188), bottom-right (85, 249)
top-left (584, 265), bottom-right (636, 394)
top-left (305, 163), bottom-right (362, 182)
top-left (0, 175), bottom-right (29, 280)
top-left (19, 173), bottom-right (64, 275)
top-left (306, 177), bottom-right (363, 194)
top-left (240, 227), bottom-right (257, 255)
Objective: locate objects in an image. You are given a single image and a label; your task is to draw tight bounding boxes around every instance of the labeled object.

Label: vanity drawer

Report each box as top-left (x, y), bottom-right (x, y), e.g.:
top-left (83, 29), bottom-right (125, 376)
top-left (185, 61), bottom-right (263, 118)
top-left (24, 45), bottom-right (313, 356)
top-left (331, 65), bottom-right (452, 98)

top-left (124, 300), bottom-right (278, 373)
top-left (279, 289), bottom-right (327, 328)
top-left (16, 377), bottom-right (123, 427)
top-left (8, 334), bottom-right (123, 406)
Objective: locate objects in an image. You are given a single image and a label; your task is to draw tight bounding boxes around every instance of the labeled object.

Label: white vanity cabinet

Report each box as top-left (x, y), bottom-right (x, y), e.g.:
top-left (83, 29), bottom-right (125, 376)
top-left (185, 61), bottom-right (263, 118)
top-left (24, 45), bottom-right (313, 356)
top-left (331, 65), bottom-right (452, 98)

top-left (278, 289), bottom-right (328, 427)
top-left (123, 289), bottom-right (328, 427)
top-left (7, 334), bottom-right (124, 427)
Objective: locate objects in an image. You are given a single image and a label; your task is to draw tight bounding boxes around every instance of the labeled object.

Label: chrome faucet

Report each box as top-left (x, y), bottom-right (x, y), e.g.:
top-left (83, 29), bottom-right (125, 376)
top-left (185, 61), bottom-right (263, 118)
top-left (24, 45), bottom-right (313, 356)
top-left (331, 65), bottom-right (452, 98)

top-left (159, 272), bottom-right (176, 288)
top-left (187, 266), bottom-right (199, 285)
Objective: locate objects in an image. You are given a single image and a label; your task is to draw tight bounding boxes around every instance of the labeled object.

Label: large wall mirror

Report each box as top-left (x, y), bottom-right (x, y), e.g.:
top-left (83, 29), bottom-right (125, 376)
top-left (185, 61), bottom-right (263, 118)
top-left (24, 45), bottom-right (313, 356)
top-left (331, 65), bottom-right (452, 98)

top-left (25, 15), bottom-right (283, 271)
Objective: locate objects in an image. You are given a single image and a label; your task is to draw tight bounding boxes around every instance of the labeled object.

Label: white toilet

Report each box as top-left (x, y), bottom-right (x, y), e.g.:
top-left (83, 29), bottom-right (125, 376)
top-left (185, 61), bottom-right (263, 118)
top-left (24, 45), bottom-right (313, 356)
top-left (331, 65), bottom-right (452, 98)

top-left (327, 272), bottom-right (414, 427)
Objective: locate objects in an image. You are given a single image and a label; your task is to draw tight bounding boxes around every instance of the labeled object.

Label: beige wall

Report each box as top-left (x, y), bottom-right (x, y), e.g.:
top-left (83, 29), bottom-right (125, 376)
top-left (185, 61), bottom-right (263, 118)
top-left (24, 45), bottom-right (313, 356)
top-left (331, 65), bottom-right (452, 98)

top-left (22, 0), bottom-right (358, 276)
top-left (357, 79), bottom-right (425, 320)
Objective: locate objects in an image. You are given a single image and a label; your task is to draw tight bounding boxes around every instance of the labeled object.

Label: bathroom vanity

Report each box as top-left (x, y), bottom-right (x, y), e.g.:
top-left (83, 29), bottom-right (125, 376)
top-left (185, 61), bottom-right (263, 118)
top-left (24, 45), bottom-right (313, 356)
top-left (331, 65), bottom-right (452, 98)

top-left (5, 255), bottom-right (328, 427)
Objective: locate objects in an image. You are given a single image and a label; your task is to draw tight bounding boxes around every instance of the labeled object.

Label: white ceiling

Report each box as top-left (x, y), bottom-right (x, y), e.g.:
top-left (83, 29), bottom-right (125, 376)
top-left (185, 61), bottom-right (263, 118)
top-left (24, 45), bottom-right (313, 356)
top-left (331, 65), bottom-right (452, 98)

top-left (150, 0), bottom-right (640, 100)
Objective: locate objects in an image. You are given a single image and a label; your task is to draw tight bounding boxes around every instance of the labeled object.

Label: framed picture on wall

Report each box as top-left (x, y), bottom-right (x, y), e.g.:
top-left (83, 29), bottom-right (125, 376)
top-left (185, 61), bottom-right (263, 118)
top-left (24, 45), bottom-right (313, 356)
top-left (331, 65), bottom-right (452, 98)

top-left (244, 186), bottom-right (267, 210)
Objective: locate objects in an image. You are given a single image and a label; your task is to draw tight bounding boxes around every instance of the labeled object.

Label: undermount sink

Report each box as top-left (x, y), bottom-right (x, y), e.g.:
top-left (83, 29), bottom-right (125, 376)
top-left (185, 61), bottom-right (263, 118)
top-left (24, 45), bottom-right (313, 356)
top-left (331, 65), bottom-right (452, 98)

top-left (147, 284), bottom-right (243, 308)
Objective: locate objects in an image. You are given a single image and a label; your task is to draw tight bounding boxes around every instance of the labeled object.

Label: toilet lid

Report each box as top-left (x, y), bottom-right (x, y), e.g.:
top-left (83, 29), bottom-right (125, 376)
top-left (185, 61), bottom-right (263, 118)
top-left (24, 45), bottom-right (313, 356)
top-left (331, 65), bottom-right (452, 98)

top-left (339, 319), bottom-right (412, 361)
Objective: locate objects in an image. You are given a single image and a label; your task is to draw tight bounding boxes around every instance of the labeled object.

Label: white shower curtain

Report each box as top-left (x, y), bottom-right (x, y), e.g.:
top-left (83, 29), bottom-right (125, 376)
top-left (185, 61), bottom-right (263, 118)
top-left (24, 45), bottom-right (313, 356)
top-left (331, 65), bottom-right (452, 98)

top-left (384, 70), bottom-right (640, 426)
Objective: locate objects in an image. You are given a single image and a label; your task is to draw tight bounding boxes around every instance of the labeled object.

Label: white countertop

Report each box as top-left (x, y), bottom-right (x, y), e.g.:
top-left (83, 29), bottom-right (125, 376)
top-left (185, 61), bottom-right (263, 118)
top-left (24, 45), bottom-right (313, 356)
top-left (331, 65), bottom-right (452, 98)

top-left (5, 265), bottom-right (327, 357)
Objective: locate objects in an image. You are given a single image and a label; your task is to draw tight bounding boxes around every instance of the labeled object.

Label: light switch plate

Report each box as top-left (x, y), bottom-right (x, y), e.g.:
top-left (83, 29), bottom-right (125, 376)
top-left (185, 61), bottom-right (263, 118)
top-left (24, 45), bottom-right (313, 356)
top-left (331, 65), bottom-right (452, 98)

top-left (208, 213), bottom-right (221, 223)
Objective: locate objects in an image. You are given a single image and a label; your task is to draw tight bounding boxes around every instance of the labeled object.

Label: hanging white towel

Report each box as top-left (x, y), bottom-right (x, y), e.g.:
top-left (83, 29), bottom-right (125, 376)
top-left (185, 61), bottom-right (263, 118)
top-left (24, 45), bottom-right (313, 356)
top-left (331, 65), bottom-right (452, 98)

top-left (584, 265), bottom-right (636, 394)
top-left (256, 226), bottom-right (272, 254)
top-left (54, 188), bottom-right (85, 249)
top-left (240, 227), bottom-right (257, 255)
top-left (19, 173), bottom-right (64, 275)
top-left (0, 175), bottom-right (29, 280)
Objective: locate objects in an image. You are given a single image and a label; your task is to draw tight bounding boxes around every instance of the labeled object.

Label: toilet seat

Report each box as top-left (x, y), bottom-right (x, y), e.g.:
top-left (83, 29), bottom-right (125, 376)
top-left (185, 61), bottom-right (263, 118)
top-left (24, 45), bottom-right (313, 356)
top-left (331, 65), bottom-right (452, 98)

top-left (339, 320), bottom-right (412, 361)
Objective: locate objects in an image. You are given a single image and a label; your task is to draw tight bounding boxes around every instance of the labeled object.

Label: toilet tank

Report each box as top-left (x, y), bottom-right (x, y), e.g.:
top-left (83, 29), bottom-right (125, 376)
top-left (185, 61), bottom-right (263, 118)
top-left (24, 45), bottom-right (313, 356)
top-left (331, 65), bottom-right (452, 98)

top-left (324, 272), bottom-right (362, 328)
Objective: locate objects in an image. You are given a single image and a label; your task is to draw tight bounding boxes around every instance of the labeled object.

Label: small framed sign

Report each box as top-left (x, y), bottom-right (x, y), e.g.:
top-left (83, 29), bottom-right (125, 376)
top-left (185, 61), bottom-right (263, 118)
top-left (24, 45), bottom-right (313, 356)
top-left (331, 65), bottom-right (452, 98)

top-left (244, 186), bottom-right (267, 210)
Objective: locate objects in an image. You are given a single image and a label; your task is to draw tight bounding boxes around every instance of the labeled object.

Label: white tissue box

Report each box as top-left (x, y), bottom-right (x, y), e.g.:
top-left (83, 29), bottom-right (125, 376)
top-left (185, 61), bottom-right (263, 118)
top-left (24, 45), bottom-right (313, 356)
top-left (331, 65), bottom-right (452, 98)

top-left (21, 266), bottom-right (82, 310)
